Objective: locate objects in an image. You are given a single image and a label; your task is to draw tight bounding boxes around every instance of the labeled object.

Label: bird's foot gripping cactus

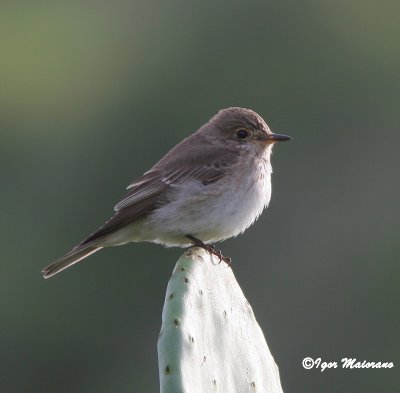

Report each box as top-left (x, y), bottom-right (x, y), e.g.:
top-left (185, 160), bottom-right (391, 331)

top-left (158, 248), bottom-right (284, 393)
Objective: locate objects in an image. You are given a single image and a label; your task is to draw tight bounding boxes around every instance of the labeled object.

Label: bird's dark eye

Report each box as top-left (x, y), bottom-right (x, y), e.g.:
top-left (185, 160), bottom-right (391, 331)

top-left (236, 129), bottom-right (248, 139)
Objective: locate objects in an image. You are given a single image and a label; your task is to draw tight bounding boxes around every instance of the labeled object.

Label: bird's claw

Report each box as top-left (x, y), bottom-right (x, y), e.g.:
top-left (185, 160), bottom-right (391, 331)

top-left (185, 235), bottom-right (232, 267)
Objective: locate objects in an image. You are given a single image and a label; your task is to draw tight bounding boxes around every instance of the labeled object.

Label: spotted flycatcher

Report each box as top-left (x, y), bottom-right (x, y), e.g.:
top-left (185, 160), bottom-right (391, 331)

top-left (42, 107), bottom-right (291, 278)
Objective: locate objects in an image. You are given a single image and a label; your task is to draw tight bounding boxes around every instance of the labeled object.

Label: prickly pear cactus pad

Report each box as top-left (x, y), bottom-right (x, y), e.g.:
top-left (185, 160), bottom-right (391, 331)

top-left (158, 248), bottom-right (284, 393)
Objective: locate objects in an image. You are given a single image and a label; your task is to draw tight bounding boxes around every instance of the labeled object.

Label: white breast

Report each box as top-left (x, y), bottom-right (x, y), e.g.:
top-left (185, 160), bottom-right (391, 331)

top-left (144, 146), bottom-right (273, 246)
top-left (213, 155), bottom-right (272, 240)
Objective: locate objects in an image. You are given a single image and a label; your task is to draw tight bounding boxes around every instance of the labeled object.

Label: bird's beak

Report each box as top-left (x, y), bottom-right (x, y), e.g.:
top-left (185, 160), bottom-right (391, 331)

top-left (268, 133), bottom-right (292, 143)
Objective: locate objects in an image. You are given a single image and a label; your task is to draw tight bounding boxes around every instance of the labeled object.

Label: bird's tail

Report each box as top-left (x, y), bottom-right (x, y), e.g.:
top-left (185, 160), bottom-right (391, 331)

top-left (42, 245), bottom-right (102, 279)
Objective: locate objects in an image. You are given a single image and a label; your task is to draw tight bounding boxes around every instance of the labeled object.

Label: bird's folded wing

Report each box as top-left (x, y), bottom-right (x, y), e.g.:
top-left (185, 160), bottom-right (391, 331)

top-left (114, 132), bottom-right (239, 211)
top-left (79, 155), bottom-right (234, 245)
top-left (114, 165), bottom-right (226, 211)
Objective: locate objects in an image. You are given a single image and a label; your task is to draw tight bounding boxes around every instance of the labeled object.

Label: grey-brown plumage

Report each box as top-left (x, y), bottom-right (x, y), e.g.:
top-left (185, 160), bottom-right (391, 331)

top-left (42, 107), bottom-right (291, 278)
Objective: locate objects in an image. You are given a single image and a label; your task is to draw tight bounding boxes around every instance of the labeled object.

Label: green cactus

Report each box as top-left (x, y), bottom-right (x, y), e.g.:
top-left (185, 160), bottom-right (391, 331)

top-left (158, 248), bottom-right (284, 393)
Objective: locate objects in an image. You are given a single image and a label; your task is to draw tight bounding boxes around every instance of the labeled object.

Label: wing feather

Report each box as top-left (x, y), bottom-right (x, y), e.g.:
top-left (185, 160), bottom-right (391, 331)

top-left (80, 135), bottom-right (238, 245)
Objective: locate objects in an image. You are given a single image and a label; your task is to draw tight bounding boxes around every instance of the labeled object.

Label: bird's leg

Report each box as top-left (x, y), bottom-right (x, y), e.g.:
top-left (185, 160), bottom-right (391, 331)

top-left (185, 235), bottom-right (232, 266)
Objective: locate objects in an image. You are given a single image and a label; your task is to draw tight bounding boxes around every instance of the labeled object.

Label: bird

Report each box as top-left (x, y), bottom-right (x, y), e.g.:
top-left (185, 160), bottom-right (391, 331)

top-left (42, 107), bottom-right (291, 278)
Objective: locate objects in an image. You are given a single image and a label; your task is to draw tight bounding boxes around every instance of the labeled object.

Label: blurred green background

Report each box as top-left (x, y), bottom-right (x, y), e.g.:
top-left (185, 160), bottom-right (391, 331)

top-left (1, 1), bottom-right (399, 392)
